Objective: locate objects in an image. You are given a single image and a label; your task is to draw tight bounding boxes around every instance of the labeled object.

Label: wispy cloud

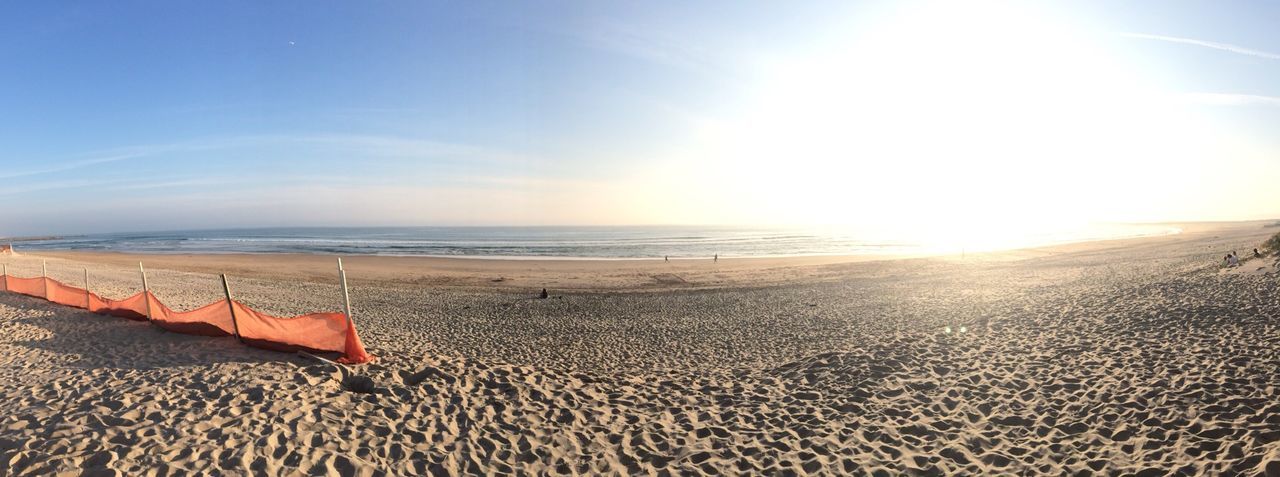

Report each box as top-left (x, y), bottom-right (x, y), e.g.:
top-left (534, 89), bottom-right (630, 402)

top-left (1119, 32), bottom-right (1280, 60)
top-left (583, 23), bottom-right (712, 72)
top-left (99, 178), bottom-right (234, 192)
top-left (279, 134), bottom-right (535, 164)
top-left (0, 138), bottom-right (266, 180)
top-left (0, 178), bottom-right (102, 196)
top-left (0, 150), bottom-right (151, 180)
top-left (1176, 92), bottom-right (1280, 107)
top-left (3, 134), bottom-right (539, 181)
top-left (0, 176), bottom-right (241, 196)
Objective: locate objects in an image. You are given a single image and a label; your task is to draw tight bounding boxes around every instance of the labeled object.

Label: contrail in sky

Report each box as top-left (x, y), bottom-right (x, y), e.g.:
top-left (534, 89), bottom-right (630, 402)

top-left (1119, 32), bottom-right (1280, 60)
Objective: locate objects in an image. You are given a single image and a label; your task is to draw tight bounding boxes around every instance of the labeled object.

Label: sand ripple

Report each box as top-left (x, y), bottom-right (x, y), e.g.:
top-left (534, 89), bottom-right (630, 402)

top-left (1, 226), bottom-right (1278, 474)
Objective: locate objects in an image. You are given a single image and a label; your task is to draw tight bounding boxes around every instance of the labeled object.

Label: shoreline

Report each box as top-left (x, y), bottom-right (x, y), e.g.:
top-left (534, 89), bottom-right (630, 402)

top-left (1, 221), bottom-right (1201, 262)
top-left (10, 221), bottom-right (1263, 292)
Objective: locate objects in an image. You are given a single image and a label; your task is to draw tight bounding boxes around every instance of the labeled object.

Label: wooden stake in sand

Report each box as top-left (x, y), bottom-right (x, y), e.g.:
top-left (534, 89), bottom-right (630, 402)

top-left (84, 268), bottom-right (91, 309)
top-left (337, 258), bottom-right (354, 330)
top-left (139, 262), bottom-right (153, 321)
top-left (41, 260), bottom-right (48, 298)
top-left (2, 263), bottom-right (7, 292)
top-left (221, 274), bottom-right (244, 343)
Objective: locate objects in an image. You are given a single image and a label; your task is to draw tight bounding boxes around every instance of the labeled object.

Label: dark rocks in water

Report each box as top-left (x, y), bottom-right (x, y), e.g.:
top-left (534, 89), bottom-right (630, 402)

top-left (539, 288), bottom-right (549, 299)
top-left (342, 375), bottom-right (376, 394)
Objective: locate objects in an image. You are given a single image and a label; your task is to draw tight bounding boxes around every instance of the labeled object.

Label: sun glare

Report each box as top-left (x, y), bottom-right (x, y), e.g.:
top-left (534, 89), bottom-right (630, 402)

top-left (642, 0), bottom-right (1218, 250)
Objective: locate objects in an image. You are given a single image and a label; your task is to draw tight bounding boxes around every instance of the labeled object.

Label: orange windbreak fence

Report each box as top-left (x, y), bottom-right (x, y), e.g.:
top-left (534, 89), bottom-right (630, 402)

top-left (0, 273), bottom-right (373, 364)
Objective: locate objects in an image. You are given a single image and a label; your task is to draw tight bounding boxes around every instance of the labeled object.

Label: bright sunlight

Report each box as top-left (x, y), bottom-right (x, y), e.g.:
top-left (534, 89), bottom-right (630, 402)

top-left (628, 0), bottom-right (1261, 251)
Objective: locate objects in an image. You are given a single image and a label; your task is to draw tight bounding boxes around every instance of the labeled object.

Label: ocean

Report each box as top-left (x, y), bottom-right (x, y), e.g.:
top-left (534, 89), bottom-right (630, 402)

top-left (6, 224), bottom-right (1182, 259)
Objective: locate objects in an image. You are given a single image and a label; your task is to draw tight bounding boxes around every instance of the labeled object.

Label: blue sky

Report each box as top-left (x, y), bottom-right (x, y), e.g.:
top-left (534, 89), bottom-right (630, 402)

top-left (2, 1), bottom-right (1278, 236)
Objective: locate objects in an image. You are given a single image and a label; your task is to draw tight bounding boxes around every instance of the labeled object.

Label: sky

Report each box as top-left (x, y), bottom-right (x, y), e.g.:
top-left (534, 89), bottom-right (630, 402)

top-left (1, 0), bottom-right (1279, 239)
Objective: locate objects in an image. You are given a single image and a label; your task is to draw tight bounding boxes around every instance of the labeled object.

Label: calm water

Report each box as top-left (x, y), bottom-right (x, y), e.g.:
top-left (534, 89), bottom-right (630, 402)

top-left (8, 225), bottom-right (1181, 259)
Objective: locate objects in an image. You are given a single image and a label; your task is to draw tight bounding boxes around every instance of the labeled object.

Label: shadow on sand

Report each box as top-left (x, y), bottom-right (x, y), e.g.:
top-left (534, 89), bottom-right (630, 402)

top-left (1, 293), bottom-right (295, 370)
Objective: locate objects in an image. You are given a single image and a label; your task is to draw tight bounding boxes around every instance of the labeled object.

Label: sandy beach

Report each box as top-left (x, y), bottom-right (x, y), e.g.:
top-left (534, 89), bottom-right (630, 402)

top-left (2, 221), bottom-right (1279, 475)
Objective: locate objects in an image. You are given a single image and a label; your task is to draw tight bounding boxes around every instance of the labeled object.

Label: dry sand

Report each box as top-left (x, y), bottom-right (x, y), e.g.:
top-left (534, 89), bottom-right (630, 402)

top-left (1, 222), bottom-right (1279, 475)
top-left (29, 249), bottom-right (910, 292)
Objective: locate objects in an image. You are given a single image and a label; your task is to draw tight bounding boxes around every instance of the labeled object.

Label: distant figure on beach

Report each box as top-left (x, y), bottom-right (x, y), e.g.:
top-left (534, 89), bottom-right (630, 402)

top-left (714, 254), bottom-right (718, 262)
top-left (1254, 248), bottom-right (1263, 259)
top-left (539, 288), bottom-right (548, 299)
top-left (1228, 253), bottom-right (1240, 267)
top-left (665, 255), bottom-right (669, 262)
top-left (1224, 254), bottom-right (1231, 267)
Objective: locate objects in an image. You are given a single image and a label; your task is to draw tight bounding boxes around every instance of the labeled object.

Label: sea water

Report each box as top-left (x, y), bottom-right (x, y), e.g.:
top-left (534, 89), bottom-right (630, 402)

top-left (8, 224), bottom-right (1181, 259)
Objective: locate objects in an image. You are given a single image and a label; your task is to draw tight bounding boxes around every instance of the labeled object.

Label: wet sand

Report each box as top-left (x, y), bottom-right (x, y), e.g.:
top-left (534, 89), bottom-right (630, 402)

top-left (1, 221), bottom-right (1278, 475)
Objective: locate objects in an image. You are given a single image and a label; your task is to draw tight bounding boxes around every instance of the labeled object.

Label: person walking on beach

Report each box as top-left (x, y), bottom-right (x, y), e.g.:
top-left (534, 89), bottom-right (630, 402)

top-left (665, 255), bottom-right (669, 262)
top-left (714, 254), bottom-right (718, 263)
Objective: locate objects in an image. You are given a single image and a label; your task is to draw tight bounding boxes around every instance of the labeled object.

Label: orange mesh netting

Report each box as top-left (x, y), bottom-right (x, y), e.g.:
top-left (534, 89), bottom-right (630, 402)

top-left (89, 291), bottom-right (150, 321)
top-left (47, 279), bottom-right (89, 308)
top-left (147, 293), bottom-right (236, 337)
top-left (0, 274), bottom-right (373, 363)
top-left (231, 302), bottom-right (372, 363)
top-left (7, 276), bottom-right (45, 298)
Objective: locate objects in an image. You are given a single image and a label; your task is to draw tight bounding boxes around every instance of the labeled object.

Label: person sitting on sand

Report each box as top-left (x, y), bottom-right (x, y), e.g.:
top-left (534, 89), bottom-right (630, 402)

top-left (1228, 253), bottom-right (1240, 267)
top-left (1254, 248), bottom-right (1263, 259)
